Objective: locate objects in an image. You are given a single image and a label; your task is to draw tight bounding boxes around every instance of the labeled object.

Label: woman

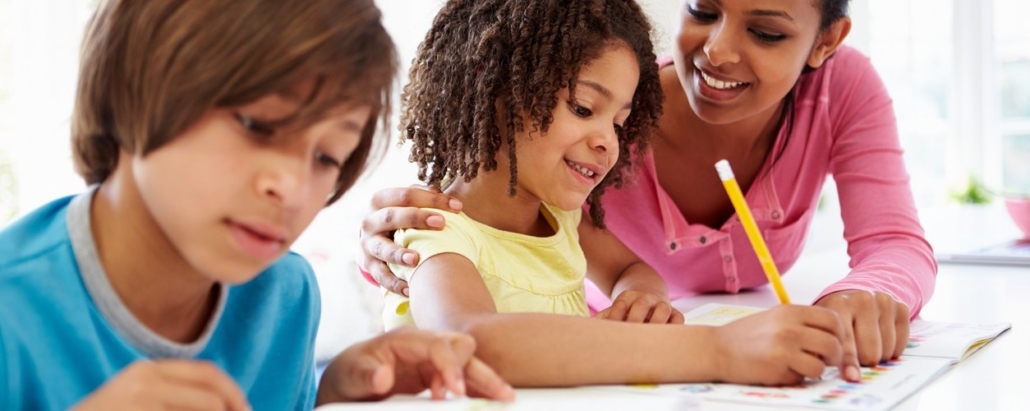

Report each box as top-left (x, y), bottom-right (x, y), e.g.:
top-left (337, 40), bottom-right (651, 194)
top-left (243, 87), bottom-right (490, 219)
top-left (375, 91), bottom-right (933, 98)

top-left (359, 0), bottom-right (935, 374)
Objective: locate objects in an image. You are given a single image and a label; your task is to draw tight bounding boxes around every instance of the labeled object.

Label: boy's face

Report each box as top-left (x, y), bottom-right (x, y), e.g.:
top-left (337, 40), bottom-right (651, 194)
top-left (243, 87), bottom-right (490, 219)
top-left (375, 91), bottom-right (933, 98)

top-left (511, 43), bottom-right (639, 211)
top-left (132, 86), bottom-right (370, 283)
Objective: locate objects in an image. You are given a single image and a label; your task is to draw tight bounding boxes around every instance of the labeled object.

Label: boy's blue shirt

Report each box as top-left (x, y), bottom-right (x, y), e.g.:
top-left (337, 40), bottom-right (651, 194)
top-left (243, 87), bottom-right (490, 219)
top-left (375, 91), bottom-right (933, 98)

top-left (0, 193), bottom-right (321, 410)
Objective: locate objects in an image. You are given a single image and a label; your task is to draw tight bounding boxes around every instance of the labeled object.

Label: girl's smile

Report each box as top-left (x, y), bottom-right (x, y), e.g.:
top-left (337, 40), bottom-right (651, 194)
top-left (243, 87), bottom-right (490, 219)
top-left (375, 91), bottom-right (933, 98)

top-left (564, 158), bottom-right (607, 187)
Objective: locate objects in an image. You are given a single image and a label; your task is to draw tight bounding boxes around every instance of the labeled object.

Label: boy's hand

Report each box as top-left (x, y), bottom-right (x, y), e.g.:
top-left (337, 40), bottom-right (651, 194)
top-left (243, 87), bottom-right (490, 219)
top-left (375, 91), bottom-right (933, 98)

top-left (317, 327), bottom-right (514, 404)
top-left (72, 361), bottom-right (251, 411)
top-left (713, 304), bottom-right (848, 386)
top-left (595, 290), bottom-right (684, 324)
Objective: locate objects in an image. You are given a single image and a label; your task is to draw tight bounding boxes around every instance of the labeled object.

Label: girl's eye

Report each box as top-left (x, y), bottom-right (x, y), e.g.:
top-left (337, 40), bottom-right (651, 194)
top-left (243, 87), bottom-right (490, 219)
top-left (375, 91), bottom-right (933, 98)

top-left (572, 103), bottom-right (592, 118)
top-left (750, 29), bottom-right (787, 43)
top-left (687, 5), bottom-right (717, 22)
top-left (234, 113), bottom-right (276, 137)
top-left (614, 124), bottom-right (625, 136)
top-left (315, 150), bottom-right (343, 169)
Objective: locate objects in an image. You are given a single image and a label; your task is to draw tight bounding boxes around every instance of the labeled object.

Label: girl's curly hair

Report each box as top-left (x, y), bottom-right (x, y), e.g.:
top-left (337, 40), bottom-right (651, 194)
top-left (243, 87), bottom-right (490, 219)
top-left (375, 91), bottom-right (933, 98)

top-left (400, 0), bottom-right (663, 227)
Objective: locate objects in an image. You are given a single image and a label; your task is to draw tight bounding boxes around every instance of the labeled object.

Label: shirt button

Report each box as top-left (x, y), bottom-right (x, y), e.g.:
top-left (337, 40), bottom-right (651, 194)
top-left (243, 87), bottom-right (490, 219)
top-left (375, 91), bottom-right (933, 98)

top-left (723, 255), bottom-right (733, 262)
top-left (699, 236), bottom-right (707, 245)
top-left (771, 210), bottom-right (782, 220)
top-left (727, 277), bottom-right (736, 283)
top-left (669, 242), bottom-right (678, 250)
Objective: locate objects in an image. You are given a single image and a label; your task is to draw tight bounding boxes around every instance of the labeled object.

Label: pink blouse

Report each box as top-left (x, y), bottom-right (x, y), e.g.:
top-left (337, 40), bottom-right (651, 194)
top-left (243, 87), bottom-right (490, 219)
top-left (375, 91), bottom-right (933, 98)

top-left (590, 46), bottom-right (937, 318)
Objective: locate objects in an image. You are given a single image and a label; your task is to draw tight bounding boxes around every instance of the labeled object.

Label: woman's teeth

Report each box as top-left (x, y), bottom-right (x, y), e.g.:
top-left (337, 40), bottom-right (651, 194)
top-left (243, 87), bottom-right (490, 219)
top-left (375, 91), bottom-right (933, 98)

top-left (701, 71), bottom-right (747, 89)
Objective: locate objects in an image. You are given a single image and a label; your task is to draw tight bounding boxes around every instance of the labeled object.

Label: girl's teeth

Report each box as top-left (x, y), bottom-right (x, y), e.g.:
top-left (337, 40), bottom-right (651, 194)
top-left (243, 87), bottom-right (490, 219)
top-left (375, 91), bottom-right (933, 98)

top-left (701, 71), bottom-right (746, 90)
top-left (566, 161), bottom-right (596, 178)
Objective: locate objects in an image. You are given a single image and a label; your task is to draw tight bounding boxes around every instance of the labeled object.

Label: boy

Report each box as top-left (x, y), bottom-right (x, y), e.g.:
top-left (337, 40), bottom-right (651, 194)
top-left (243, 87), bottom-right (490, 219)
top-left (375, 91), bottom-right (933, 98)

top-left (0, 0), bottom-right (512, 409)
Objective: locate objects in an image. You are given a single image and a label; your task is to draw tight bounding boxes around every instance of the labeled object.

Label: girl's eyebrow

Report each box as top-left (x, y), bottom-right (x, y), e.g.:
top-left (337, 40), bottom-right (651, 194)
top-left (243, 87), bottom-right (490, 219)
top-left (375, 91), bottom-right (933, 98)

top-left (578, 80), bottom-right (633, 110)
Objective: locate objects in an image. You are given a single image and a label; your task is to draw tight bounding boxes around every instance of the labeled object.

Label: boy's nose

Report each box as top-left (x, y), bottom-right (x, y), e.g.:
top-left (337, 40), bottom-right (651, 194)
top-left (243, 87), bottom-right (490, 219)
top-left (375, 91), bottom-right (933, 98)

top-left (257, 159), bottom-right (307, 210)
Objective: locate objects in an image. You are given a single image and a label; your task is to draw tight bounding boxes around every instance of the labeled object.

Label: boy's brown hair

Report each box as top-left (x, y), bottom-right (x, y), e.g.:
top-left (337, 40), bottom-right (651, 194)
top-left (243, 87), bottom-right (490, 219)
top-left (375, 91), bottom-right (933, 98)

top-left (400, 0), bottom-right (663, 227)
top-left (72, 0), bottom-right (397, 204)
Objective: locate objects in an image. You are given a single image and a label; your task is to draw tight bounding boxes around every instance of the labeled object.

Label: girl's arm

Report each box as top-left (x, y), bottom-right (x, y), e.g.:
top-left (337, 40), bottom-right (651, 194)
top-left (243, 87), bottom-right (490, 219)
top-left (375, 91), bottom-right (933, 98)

top-left (407, 253), bottom-right (850, 386)
top-left (578, 217), bottom-right (683, 323)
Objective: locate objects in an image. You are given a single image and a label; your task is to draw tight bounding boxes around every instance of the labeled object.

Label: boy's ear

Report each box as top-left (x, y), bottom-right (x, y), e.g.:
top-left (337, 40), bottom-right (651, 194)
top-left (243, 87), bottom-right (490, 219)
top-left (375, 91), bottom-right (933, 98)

top-left (807, 17), bottom-right (852, 69)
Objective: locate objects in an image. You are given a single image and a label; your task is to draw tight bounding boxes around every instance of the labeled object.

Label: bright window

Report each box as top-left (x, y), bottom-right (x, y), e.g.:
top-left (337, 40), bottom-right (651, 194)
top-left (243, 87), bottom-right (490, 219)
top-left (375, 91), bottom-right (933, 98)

top-left (997, 0), bottom-right (1030, 195)
top-left (861, 0), bottom-right (955, 207)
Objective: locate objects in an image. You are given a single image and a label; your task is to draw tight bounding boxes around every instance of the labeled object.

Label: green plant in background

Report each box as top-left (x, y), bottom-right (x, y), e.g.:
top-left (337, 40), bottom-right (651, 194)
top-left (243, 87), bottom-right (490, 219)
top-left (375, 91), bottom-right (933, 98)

top-left (0, 149), bottom-right (17, 224)
top-left (950, 176), bottom-right (993, 204)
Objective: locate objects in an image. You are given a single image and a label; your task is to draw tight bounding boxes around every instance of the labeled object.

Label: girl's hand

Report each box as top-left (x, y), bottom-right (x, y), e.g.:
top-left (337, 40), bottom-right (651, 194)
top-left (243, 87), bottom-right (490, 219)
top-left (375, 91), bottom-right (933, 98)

top-left (713, 304), bottom-right (848, 386)
top-left (815, 290), bottom-right (910, 379)
top-left (72, 361), bottom-right (251, 411)
top-left (317, 327), bottom-right (514, 404)
top-left (595, 290), bottom-right (684, 324)
top-left (358, 186), bottom-right (462, 296)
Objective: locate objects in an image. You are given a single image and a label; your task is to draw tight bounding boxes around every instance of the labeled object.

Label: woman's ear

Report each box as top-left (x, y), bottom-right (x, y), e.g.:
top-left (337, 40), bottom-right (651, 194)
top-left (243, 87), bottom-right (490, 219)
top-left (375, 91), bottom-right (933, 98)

top-left (807, 17), bottom-right (852, 69)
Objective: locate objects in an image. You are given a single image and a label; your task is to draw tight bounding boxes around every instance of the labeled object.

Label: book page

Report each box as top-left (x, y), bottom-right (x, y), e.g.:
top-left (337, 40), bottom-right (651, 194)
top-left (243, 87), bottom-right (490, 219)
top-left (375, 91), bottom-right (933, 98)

top-left (905, 319), bottom-right (1012, 361)
top-left (683, 303), bottom-right (765, 325)
top-left (608, 356), bottom-right (955, 411)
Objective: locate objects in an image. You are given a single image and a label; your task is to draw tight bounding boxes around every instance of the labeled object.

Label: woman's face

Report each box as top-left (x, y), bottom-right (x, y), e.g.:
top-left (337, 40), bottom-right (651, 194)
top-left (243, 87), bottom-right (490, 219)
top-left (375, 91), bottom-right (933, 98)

top-left (673, 0), bottom-right (832, 125)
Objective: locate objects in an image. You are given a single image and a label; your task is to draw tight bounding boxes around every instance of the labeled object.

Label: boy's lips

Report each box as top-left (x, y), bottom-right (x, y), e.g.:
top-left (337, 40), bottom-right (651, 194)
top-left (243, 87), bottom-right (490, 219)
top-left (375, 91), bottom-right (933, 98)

top-left (226, 219), bottom-right (288, 260)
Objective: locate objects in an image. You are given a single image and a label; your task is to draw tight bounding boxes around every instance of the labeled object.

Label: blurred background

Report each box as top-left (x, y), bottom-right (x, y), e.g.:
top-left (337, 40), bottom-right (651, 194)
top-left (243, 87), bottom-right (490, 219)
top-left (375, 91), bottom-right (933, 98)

top-left (1, 0), bottom-right (1028, 362)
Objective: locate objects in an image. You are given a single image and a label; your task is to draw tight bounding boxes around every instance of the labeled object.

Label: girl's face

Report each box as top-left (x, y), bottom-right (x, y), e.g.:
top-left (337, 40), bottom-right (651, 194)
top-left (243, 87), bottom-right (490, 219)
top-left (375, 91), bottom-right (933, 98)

top-left (674, 0), bottom-right (830, 125)
top-left (512, 43), bottom-right (639, 211)
top-left (133, 82), bottom-right (370, 284)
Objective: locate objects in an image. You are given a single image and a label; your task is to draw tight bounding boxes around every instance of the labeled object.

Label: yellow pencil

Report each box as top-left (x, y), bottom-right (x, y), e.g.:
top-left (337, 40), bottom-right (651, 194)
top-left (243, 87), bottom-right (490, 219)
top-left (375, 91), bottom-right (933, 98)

top-left (715, 159), bottom-right (791, 304)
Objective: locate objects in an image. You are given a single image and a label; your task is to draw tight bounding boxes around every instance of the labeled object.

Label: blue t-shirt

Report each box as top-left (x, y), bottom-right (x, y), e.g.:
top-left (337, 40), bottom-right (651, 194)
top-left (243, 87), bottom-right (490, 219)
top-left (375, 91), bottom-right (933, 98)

top-left (0, 189), bottom-right (321, 410)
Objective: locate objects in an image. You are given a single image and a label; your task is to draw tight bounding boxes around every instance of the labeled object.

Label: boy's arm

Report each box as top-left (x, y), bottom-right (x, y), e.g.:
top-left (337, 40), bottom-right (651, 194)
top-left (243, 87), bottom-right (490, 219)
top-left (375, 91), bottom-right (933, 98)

top-left (578, 218), bottom-right (682, 324)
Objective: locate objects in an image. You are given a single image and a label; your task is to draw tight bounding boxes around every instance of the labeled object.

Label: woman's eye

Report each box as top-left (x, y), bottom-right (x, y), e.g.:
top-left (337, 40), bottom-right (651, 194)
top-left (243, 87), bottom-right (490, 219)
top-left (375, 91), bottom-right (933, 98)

top-left (687, 6), bottom-right (717, 22)
top-left (234, 113), bottom-right (276, 137)
top-left (750, 29), bottom-right (787, 43)
top-left (315, 151), bottom-right (342, 169)
top-left (614, 124), bottom-right (625, 136)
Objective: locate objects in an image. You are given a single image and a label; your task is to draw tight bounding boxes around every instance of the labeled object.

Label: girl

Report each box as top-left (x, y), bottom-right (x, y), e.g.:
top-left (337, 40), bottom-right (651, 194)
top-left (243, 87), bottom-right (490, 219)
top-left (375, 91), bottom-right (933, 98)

top-left (381, 0), bottom-right (849, 387)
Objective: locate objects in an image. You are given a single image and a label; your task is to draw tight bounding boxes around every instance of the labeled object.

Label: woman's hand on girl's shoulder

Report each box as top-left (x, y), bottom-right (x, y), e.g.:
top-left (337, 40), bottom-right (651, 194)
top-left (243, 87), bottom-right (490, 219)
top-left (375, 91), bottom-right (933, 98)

top-left (358, 185), bottom-right (462, 295)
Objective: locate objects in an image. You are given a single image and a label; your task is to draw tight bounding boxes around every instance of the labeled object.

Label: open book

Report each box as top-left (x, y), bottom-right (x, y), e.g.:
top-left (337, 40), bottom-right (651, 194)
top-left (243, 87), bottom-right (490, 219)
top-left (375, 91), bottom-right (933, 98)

top-left (610, 303), bottom-right (1011, 411)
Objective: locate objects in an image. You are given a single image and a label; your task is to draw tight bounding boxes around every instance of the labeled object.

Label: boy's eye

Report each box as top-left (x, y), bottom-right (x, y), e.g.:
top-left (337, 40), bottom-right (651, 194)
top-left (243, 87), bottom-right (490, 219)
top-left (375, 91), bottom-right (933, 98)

top-left (686, 5), bottom-right (717, 22)
top-left (234, 113), bottom-right (276, 137)
top-left (315, 150), bottom-right (343, 169)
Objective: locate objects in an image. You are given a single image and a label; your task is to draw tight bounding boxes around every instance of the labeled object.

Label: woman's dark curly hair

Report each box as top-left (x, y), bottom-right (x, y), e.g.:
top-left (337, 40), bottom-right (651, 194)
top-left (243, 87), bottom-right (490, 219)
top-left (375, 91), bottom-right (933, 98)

top-left (400, 0), bottom-right (663, 227)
